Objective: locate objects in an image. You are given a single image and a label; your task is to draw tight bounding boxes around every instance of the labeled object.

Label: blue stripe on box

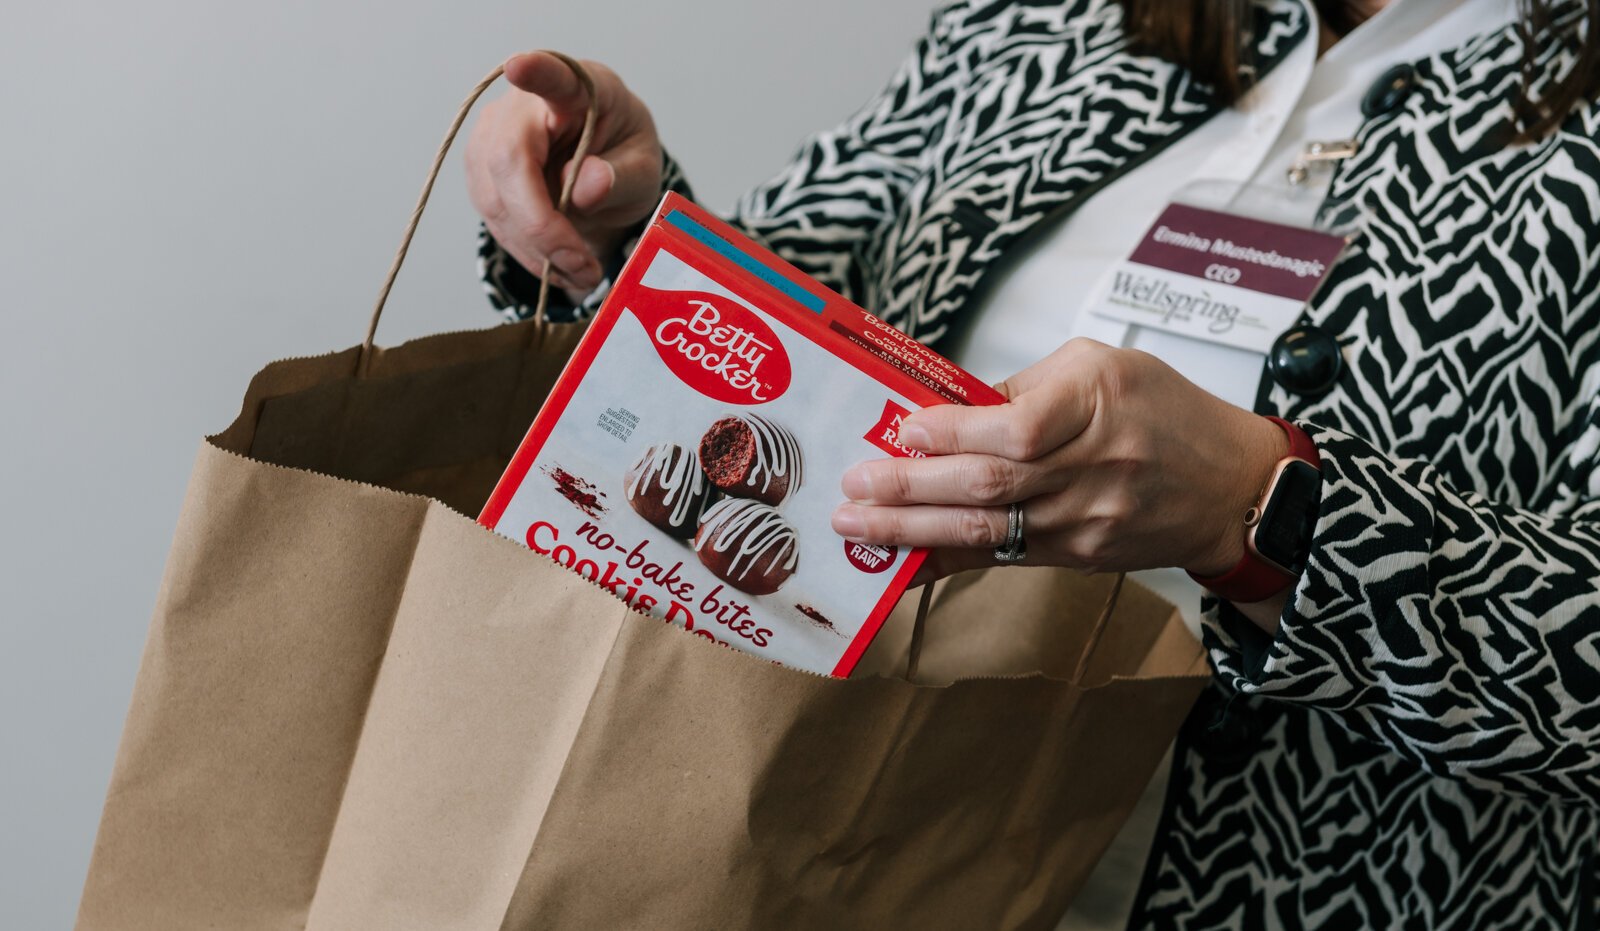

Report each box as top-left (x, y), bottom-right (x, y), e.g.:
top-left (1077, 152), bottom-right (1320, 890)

top-left (664, 210), bottom-right (827, 313)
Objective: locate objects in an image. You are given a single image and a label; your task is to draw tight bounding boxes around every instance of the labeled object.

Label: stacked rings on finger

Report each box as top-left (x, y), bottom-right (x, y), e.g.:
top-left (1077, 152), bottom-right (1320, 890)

top-left (994, 502), bottom-right (1027, 563)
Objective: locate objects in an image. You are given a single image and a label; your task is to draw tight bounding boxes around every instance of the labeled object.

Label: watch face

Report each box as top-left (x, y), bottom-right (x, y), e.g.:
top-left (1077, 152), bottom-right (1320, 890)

top-left (1253, 460), bottom-right (1323, 575)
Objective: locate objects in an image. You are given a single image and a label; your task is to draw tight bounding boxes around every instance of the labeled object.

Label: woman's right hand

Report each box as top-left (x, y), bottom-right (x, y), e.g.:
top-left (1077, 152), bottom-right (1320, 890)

top-left (466, 51), bottom-right (664, 296)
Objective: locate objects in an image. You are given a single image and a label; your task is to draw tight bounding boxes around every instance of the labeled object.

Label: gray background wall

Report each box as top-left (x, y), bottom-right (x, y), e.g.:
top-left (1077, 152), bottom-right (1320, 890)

top-left (0, 1), bottom-right (940, 923)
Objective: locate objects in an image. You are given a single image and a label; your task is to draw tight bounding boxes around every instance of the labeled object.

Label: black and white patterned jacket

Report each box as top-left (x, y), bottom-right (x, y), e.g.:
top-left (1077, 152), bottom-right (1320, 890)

top-left (480, 0), bottom-right (1600, 926)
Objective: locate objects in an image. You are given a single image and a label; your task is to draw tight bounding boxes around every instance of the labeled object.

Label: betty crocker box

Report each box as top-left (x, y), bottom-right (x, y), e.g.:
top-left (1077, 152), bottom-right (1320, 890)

top-left (479, 193), bottom-right (1003, 677)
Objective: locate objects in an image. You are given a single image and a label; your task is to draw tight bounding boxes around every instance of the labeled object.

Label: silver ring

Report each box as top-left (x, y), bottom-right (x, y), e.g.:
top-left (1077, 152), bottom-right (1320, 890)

top-left (993, 502), bottom-right (1027, 563)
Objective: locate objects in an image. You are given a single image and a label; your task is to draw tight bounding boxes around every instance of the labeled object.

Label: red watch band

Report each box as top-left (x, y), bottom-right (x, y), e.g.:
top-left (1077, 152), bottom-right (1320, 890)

top-left (1187, 417), bottom-right (1320, 604)
top-left (1268, 415), bottom-right (1320, 469)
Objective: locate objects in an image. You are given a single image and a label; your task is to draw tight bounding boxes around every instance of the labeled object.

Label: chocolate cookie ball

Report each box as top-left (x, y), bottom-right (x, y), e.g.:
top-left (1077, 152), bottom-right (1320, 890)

top-left (625, 443), bottom-right (716, 538)
top-left (694, 498), bottom-right (799, 596)
top-left (698, 414), bottom-right (803, 506)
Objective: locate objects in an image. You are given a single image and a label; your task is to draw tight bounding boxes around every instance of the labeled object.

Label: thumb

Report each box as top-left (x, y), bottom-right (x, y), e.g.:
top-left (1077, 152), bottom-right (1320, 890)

top-left (564, 137), bottom-right (663, 214)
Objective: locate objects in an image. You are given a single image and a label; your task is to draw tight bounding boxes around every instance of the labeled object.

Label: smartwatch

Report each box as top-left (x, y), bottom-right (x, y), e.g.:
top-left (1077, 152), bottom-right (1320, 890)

top-left (1188, 417), bottom-right (1322, 604)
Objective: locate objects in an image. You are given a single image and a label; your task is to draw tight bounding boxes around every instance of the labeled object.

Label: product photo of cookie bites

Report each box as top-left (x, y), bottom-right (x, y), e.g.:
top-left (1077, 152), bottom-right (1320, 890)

top-left (698, 414), bottom-right (803, 506)
top-left (693, 497), bottom-right (799, 596)
top-left (625, 442), bottom-right (717, 537)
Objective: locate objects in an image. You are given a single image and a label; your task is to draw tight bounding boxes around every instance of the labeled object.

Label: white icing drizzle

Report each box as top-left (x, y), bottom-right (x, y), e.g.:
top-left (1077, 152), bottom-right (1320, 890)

top-left (739, 414), bottom-right (803, 502)
top-left (695, 498), bottom-right (799, 583)
top-left (627, 444), bottom-right (708, 527)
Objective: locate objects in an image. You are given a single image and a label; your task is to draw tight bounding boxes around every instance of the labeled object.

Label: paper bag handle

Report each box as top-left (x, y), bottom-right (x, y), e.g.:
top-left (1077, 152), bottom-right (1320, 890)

top-left (904, 571), bottom-right (1126, 684)
top-left (1070, 571), bottom-right (1123, 685)
top-left (358, 52), bottom-right (600, 377)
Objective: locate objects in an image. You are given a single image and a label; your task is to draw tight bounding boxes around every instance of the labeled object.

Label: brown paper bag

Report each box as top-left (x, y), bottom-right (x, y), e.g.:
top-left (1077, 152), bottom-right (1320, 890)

top-left (76, 60), bottom-right (1210, 931)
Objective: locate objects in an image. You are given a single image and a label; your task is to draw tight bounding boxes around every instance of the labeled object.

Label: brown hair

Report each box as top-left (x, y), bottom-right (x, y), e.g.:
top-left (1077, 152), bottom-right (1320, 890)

top-left (1119, 0), bottom-right (1600, 139)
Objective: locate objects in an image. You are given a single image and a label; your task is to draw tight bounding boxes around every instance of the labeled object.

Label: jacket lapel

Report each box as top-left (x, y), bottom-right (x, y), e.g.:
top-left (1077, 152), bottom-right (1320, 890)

top-left (876, 0), bottom-right (1311, 344)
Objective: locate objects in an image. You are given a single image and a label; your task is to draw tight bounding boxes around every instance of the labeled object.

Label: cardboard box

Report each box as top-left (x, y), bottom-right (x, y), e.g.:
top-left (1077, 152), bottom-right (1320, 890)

top-left (480, 194), bottom-right (1002, 675)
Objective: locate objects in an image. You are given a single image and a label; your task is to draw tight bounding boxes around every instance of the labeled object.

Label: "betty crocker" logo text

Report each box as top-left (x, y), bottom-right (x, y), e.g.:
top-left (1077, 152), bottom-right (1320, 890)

top-left (629, 288), bottom-right (792, 405)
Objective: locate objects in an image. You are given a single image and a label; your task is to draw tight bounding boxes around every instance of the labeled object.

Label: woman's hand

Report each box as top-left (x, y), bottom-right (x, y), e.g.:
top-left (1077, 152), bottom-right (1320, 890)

top-left (831, 338), bottom-right (1288, 583)
top-left (465, 52), bottom-right (664, 297)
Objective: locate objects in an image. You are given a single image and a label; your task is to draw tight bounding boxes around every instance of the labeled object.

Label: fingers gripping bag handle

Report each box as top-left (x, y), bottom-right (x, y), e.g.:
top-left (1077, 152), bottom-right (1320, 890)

top-left (359, 51), bottom-right (599, 377)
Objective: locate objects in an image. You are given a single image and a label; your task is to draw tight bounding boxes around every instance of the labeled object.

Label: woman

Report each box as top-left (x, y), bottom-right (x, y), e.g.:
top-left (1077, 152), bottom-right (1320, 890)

top-left (466, 0), bottom-right (1600, 927)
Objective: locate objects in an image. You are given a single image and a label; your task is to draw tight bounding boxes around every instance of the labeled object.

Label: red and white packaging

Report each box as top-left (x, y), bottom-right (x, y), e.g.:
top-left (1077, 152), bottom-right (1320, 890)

top-left (480, 194), bottom-right (1003, 676)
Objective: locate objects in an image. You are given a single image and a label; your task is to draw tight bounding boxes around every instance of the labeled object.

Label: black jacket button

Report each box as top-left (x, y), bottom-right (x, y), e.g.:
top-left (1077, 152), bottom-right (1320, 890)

top-left (1362, 63), bottom-right (1417, 118)
top-left (1269, 325), bottom-right (1343, 396)
top-left (1185, 688), bottom-right (1262, 764)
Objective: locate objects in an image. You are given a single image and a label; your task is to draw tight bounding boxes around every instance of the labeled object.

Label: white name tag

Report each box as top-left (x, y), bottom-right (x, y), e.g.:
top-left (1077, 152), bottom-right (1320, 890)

top-left (1086, 203), bottom-right (1347, 354)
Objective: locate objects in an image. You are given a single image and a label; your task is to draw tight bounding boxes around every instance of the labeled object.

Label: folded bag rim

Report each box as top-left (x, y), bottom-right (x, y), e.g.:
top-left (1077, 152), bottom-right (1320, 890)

top-left (203, 381), bottom-right (1207, 690)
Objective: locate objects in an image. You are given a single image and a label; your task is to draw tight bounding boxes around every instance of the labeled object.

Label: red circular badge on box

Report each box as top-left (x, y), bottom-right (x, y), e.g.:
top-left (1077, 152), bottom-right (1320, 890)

top-left (843, 540), bottom-right (896, 574)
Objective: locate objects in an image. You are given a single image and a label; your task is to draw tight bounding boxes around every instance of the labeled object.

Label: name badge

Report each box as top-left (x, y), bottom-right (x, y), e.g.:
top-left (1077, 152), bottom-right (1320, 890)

top-left (1085, 203), bottom-right (1347, 353)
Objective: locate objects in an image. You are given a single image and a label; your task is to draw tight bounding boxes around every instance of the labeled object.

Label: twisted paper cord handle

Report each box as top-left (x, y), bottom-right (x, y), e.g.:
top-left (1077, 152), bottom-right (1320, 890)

top-left (359, 51), bottom-right (600, 376)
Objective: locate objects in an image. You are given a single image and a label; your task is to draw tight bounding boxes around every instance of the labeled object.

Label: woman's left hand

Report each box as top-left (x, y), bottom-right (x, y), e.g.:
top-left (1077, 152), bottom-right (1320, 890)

top-left (831, 338), bottom-right (1288, 583)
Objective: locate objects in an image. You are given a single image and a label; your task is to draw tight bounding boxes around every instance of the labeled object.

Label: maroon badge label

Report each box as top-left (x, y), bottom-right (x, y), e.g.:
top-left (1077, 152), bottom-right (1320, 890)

top-left (1126, 203), bottom-right (1346, 302)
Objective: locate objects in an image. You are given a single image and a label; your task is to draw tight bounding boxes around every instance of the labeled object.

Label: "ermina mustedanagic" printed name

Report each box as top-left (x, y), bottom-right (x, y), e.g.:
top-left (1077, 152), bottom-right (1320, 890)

top-left (1153, 225), bottom-right (1328, 279)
